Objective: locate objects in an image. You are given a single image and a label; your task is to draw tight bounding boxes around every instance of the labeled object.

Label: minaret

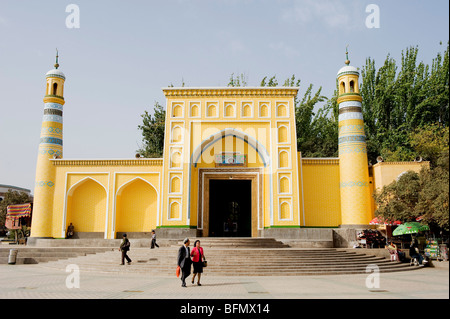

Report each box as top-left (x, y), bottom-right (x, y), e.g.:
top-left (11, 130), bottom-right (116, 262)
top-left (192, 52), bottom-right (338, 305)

top-left (30, 51), bottom-right (66, 238)
top-left (337, 48), bottom-right (371, 227)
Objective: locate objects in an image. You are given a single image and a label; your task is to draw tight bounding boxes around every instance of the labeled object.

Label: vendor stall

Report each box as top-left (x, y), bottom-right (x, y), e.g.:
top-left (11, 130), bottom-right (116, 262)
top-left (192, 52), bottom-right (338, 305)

top-left (5, 203), bottom-right (32, 244)
top-left (5, 203), bottom-right (32, 230)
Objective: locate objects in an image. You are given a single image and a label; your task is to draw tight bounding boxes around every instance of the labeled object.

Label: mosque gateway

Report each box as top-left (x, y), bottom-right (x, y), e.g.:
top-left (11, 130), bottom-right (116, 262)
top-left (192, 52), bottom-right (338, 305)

top-left (29, 54), bottom-right (428, 246)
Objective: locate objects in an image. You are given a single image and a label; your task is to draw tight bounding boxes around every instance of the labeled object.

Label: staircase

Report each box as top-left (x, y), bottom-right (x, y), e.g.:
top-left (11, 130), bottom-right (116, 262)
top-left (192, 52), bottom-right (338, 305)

top-left (0, 246), bottom-right (113, 264)
top-left (33, 238), bottom-right (418, 275)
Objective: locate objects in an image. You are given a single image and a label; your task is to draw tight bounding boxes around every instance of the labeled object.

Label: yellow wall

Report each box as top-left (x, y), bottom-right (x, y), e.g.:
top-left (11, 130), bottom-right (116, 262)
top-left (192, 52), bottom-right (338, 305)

top-left (115, 178), bottom-right (158, 233)
top-left (372, 161), bottom-right (430, 191)
top-left (301, 158), bottom-right (341, 227)
top-left (50, 159), bottom-right (162, 239)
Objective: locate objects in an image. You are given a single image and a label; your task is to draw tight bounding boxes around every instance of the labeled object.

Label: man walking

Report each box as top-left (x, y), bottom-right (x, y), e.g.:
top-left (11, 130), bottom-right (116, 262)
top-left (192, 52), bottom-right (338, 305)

top-left (177, 238), bottom-right (192, 287)
top-left (151, 230), bottom-right (159, 249)
top-left (119, 233), bottom-right (132, 265)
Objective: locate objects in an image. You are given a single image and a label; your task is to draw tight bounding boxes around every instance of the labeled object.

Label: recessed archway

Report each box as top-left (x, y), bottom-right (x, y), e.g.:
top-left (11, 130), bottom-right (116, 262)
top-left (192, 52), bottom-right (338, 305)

top-left (65, 177), bottom-right (107, 237)
top-left (115, 178), bottom-right (158, 236)
top-left (190, 128), bottom-right (270, 168)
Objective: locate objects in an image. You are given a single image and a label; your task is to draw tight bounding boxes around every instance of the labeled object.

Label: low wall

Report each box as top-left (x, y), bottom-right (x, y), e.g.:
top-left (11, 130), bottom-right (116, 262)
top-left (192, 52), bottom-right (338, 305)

top-left (263, 228), bottom-right (334, 248)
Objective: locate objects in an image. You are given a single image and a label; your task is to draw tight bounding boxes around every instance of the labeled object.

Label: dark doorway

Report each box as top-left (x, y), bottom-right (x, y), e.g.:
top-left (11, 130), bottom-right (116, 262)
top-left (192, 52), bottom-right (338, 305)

top-left (209, 179), bottom-right (252, 237)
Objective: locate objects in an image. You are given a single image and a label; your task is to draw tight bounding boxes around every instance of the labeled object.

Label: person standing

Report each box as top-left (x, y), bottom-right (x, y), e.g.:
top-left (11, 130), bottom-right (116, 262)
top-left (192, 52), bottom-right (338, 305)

top-left (151, 230), bottom-right (159, 249)
top-left (119, 233), bottom-right (132, 265)
top-left (177, 238), bottom-right (192, 287)
top-left (190, 240), bottom-right (206, 286)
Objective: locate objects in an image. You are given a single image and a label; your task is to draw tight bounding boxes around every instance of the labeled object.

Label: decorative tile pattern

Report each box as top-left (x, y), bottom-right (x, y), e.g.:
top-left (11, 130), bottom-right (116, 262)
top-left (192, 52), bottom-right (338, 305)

top-left (340, 181), bottom-right (369, 188)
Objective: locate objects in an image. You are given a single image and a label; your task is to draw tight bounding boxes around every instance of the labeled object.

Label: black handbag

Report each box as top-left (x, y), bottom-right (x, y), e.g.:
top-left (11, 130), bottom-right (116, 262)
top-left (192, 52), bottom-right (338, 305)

top-left (202, 260), bottom-right (207, 267)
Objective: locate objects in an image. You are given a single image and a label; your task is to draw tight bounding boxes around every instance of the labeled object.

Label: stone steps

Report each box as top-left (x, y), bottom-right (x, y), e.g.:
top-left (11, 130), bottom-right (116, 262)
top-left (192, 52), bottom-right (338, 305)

top-left (38, 247), bottom-right (417, 276)
top-left (0, 247), bottom-right (113, 264)
top-left (173, 237), bottom-right (290, 248)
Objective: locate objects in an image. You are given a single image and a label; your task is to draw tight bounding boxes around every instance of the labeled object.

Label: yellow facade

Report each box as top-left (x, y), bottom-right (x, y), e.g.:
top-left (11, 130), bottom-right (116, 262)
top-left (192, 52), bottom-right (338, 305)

top-left (50, 159), bottom-right (162, 239)
top-left (161, 87), bottom-right (302, 237)
top-left (30, 55), bottom-right (430, 240)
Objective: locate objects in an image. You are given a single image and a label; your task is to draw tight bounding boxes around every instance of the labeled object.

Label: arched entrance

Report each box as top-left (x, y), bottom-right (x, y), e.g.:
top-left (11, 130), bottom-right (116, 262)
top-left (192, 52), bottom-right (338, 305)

top-left (198, 169), bottom-right (263, 237)
top-left (209, 179), bottom-right (252, 237)
top-left (191, 128), bottom-right (268, 238)
top-left (66, 177), bottom-right (107, 238)
top-left (115, 178), bottom-right (158, 237)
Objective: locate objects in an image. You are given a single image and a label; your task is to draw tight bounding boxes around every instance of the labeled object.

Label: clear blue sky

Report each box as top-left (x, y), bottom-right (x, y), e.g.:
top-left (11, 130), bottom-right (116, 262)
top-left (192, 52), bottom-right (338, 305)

top-left (0, 0), bottom-right (448, 193)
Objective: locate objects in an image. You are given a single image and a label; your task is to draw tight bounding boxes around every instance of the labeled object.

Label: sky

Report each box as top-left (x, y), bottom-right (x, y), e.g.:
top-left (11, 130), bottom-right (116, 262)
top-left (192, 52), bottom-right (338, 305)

top-left (0, 0), bottom-right (448, 194)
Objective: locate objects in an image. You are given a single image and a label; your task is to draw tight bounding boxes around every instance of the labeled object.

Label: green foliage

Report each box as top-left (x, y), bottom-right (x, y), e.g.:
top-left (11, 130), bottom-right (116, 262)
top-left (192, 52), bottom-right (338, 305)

top-left (137, 43), bottom-right (449, 164)
top-left (374, 150), bottom-right (449, 230)
top-left (137, 102), bottom-right (166, 158)
top-left (227, 73), bottom-right (248, 87)
top-left (0, 190), bottom-right (33, 227)
top-left (260, 75), bottom-right (278, 87)
top-left (8, 225), bottom-right (31, 240)
top-left (415, 162), bottom-right (449, 230)
top-left (409, 123), bottom-right (449, 168)
top-left (373, 171), bottom-right (421, 222)
top-left (261, 74), bottom-right (336, 157)
top-left (295, 83), bottom-right (336, 157)
top-left (361, 42), bottom-right (449, 163)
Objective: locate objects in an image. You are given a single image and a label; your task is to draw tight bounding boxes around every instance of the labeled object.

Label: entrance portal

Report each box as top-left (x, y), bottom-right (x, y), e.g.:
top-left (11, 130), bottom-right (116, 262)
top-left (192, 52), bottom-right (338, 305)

top-left (209, 180), bottom-right (251, 237)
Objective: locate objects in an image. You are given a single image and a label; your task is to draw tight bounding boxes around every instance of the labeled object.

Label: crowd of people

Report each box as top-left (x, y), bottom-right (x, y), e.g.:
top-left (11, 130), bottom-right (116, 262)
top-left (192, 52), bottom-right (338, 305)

top-left (355, 228), bottom-right (434, 266)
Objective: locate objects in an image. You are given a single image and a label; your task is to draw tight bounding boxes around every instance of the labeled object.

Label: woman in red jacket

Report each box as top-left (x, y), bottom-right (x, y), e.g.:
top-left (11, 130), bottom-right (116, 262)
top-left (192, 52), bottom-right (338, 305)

top-left (190, 240), bottom-right (206, 286)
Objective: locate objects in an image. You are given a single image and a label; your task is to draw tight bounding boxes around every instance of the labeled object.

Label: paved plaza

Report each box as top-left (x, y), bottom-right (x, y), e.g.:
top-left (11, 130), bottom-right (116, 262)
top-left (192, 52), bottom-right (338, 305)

top-left (0, 263), bottom-right (447, 300)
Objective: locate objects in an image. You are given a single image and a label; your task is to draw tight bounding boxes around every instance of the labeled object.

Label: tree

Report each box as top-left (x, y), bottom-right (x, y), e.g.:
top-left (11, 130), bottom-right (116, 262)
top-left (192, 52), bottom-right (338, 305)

top-left (409, 123), bottom-right (449, 168)
top-left (228, 73), bottom-right (248, 87)
top-left (374, 149), bottom-right (449, 230)
top-left (138, 43), bottom-right (449, 162)
top-left (360, 42), bottom-right (449, 164)
top-left (295, 83), bottom-right (336, 157)
top-left (0, 190), bottom-right (33, 227)
top-left (373, 170), bottom-right (422, 223)
top-left (415, 162), bottom-right (449, 230)
top-left (137, 102), bottom-right (166, 158)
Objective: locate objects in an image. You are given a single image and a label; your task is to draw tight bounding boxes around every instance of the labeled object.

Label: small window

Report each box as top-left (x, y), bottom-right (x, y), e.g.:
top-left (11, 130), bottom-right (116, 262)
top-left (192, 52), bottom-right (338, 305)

top-left (52, 83), bottom-right (58, 95)
top-left (350, 80), bottom-right (355, 93)
top-left (340, 81), bottom-right (346, 94)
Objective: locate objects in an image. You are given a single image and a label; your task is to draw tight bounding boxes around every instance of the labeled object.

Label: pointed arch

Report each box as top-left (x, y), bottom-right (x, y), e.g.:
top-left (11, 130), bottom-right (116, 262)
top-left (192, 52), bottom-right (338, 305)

top-left (279, 150), bottom-right (289, 168)
top-left (114, 177), bottom-right (158, 235)
top-left (279, 176), bottom-right (290, 194)
top-left (278, 125), bottom-right (288, 143)
top-left (171, 125), bottom-right (183, 143)
top-left (190, 128), bottom-right (270, 167)
top-left (280, 201), bottom-right (291, 220)
top-left (65, 177), bottom-right (107, 236)
top-left (170, 175), bottom-right (181, 193)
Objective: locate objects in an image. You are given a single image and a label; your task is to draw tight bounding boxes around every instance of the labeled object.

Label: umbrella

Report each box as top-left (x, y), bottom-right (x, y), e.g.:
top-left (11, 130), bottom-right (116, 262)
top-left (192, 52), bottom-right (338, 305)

top-left (370, 217), bottom-right (401, 226)
top-left (392, 222), bottom-right (430, 236)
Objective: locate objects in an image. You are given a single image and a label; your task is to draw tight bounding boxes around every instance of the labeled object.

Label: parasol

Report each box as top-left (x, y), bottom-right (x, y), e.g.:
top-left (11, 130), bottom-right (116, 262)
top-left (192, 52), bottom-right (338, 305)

top-left (392, 222), bottom-right (430, 236)
top-left (369, 216), bottom-right (401, 226)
